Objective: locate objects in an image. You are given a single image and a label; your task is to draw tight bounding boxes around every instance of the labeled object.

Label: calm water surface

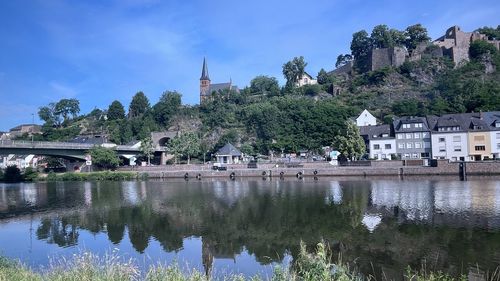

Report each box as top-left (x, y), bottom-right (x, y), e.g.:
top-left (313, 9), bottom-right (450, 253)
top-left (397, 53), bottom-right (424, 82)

top-left (1, 178), bottom-right (500, 279)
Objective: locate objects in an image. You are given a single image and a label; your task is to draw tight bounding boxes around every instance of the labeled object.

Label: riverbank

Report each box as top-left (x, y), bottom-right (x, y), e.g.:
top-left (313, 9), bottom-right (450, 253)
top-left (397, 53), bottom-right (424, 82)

top-left (120, 160), bottom-right (500, 179)
top-left (0, 243), bottom-right (476, 281)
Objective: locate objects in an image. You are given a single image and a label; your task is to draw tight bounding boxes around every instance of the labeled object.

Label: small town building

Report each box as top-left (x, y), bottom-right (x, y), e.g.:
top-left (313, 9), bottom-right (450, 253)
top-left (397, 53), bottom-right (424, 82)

top-left (427, 114), bottom-right (470, 161)
top-left (360, 124), bottom-right (396, 160)
top-left (356, 109), bottom-right (377, 127)
top-left (199, 58), bottom-right (239, 104)
top-left (295, 72), bottom-right (318, 87)
top-left (484, 112), bottom-right (500, 159)
top-left (9, 124), bottom-right (41, 138)
top-left (393, 116), bottom-right (432, 160)
top-left (215, 143), bottom-right (242, 164)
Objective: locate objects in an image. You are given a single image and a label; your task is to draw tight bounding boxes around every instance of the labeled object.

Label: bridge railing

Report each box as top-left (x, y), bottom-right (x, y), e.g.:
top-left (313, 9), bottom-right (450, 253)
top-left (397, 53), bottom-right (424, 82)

top-left (0, 140), bottom-right (165, 152)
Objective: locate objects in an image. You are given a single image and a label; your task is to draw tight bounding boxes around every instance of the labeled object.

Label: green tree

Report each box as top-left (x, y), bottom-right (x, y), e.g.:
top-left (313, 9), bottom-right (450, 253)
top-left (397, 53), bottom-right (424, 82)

top-left (88, 146), bottom-right (120, 170)
top-left (54, 98), bottom-right (80, 123)
top-left (107, 100), bottom-right (125, 121)
top-left (3, 166), bottom-right (22, 182)
top-left (371, 24), bottom-right (394, 49)
top-left (335, 54), bottom-right (353, 68)
top-left (38, 103), bottom-right (60, 126)
top-left (350, 30), bottom-right (371, 59)
top-left (167, 132), bottom-right (200, 164)
top-left (333, 121), bottom-right (365, 161)
top-left (476, 25), bottom-right (500, 40)
top-left (469, 40), bottom-right (498, 59)
top-left (282, 56), bottom-right (307, 87)
top-left (249, 76), bottom-right (280, 97)
top-left (405, 24), bottom-right (430, 51)
top-left (140, 136), bottom-right (155, 166)
top-left (128, 91), bottom-right (150, 118)
top-left (152, 91), bottom-right (182, 127)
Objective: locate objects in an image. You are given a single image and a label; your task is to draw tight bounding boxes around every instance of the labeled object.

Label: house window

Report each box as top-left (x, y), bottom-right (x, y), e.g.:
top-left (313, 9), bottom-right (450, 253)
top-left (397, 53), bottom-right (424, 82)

top-left (407, 143), bottom-right (413, 149)
top-left (402, 124), bottom-right (410, 129)
top-left (406, 133), bottom-right (412, 139)
top-left (404, 153), bottom-right (410, 158)
top-left (397, 134), bottom-right (403, 139)
top-left (415, 142), bottom-right (421, 149)
top-left (475, 145), bottom-right (486, 151)
top-left (496, 122), bottom-right (500, 128)
top-left (373, 144), bottom-right (380, 150)
top-left (422, 132), bottom-right (429, 138)
top-left (385, 144), bottom-right (391, 149)
top-left (454, 146), bottom-right (461, 152)
top-left (496, 133), bottom-right (500, 139)
top-left (415, 123), bottom-right (423, 128)
top-left (414, 133), bottom-right (420, 139)
top-left (421, 152), bottom-right (430, 158)
top-left (439, 146), bottom-right (446, 152)
top-left (497, 143), bottom-right (500, 149)
top-left (412, 153), bottom-right (418, 158)
top-left (453, 136), bottom-right (461, 142)
top-left (382, 133), bottom-right (389, 137)
top-left (439, 137), bottom-right (445, 142)
top-left (398, 143), bottom-right (404, 149)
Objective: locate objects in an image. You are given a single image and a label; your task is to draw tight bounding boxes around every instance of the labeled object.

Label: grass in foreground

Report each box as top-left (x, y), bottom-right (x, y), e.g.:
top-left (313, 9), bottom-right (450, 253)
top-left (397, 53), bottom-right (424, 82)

top-left (0, 243), bottom-right (496, 281)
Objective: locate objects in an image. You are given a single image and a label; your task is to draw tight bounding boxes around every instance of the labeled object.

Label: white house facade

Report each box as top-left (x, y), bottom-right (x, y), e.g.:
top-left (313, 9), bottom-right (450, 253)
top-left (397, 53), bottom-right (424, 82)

top-left (356, 109), bottom-right (377, 127)
top-left (369, 138), bottom-right (396, 160)
top-left (431, 132), bottom-right (468, 161)
top-left (295, 72), bottom-right (318, 87)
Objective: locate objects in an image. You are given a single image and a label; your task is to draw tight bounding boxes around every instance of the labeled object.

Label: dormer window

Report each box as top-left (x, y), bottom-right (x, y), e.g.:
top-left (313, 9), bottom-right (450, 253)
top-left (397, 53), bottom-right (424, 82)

top-left (495, 122), bottom-right (500, 128)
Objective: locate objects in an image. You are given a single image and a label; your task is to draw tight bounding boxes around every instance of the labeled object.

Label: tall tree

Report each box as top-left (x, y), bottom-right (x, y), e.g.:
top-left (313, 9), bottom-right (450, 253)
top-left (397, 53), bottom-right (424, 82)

top-left (38, 102), bottom-right (59, 126)
top-left (333, 121), bottom-right (365, 161)
top-left (153, 91), bottom-right (182, 127)
top-left (249, 76), bottom-right (280, 97)
top-left (335, 54), bottom-right (353, 68)
top-left (282, 56), bottom-right (307, 87)
top-left (350, 30), bottom-right (371, 59)
top-left (54, 98), bottom-right (80, 123)
top-left (404, 24), bottom-right (431, 51)
top-left (167, 132), bottom-right (200, 165)
top-left (128, 91), bottom-right (150, 118)
top-left (140, 136), bottom-right (155, 166)
top-left (371, 24), bottom-right (394, 49)
top-left (107, 100), bottom-right (125, 121)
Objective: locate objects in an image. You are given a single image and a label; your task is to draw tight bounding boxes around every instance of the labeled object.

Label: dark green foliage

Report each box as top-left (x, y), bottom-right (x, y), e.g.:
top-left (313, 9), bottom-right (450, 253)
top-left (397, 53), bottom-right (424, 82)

top-left (476, 25), bottom-right (500, 40)
top-left (54, 98), bottom-right (80, 123)
top-left (249, 76), bottom-right (280, 97)
top-left (88, 146), bottom-right (121, 170)
top-left (128, 91), bottom-right (150, 118)
top-left (43, 171), bottom-right (137, 181)
top-left (404, 24), bottom-right (431, 51)
top-left (23, 167), bottom-right (39, 182)
top-left (107, 100), bottom-right (126, 121)
top-left (391, 99), bottom-right (428, 116)
top-left (335, 54), bottom-right (353, 68)
top-left (3, 166), bottom-right (22, 183)
top-left (282, 56), bottom-right (307, 87)
top-left (469, 40), bottom-right (498, 59)
top-left (354, 67), bottom-right (393, 86)
top-left (153, 91), bottom-right (182, 127)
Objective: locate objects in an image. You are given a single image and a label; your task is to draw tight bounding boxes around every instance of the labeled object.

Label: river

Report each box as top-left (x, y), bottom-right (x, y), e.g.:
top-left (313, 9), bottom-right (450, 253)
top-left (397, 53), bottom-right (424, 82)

top-left (1, 177), bottom-right (499, 279)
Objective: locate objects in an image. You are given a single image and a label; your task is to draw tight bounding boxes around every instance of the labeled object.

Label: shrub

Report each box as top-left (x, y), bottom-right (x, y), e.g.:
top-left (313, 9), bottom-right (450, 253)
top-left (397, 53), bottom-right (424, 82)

top-left (3, 166), bottom-right (22, 183)
top-left (23, 167), bottom-right (39, 182)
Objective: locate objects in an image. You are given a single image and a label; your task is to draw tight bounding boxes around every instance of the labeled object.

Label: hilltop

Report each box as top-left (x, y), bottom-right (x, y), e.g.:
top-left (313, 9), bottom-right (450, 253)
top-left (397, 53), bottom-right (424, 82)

top-left (10, 24), bottom-right (500, 161)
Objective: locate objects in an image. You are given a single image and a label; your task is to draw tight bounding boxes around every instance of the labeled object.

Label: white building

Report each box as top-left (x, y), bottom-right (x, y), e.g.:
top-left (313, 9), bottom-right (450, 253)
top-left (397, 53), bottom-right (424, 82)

top-left (431, 133), bottom-right (469, 161)
top-left (295, 72), bottom-right (318, 87)
top-left (356, 109), bottom-right (377, 127)
top-left (370, 138), bottom-right (396, 160)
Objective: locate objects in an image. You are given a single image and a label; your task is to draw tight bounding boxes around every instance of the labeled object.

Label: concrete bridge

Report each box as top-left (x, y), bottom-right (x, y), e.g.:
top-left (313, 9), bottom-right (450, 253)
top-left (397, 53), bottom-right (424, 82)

top-left (0, 140), bottom-right (166, 161)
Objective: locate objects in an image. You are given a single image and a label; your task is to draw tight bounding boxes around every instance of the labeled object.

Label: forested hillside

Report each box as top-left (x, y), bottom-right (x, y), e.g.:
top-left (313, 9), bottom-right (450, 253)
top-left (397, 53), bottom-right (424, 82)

top-left (23, 24), bottom-right (500, 158)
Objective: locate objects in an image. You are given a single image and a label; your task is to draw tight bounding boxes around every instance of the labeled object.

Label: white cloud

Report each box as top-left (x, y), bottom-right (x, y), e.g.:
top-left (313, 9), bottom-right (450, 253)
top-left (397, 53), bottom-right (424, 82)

top-left (49, 81), bottom-right (78, 99)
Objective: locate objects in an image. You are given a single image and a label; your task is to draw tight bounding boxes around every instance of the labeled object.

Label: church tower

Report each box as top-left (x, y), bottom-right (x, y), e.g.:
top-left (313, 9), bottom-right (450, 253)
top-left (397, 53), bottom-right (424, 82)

top-left (200, 57), bottom-right (211, 103)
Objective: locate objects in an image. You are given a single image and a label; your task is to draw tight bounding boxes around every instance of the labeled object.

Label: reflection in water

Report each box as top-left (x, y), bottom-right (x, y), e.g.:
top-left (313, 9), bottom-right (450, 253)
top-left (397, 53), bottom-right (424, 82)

top-left (1, 179), bottom-right (500, 279)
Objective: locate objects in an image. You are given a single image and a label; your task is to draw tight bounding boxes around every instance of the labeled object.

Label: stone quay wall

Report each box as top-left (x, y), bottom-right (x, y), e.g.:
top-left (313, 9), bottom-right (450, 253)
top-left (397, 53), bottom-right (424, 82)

top-left (120, 160), bottom-right (500, 179)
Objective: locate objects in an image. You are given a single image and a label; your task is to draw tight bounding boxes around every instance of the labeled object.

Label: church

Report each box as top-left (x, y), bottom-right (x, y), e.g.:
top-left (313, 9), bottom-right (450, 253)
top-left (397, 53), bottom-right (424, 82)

top-left (199, 58), bottom-right (239, 103)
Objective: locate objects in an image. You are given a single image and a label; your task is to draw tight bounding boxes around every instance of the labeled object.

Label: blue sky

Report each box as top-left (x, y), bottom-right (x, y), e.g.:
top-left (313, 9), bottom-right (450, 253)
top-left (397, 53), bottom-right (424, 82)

top-left (0, 0), bottom-right (499, 131)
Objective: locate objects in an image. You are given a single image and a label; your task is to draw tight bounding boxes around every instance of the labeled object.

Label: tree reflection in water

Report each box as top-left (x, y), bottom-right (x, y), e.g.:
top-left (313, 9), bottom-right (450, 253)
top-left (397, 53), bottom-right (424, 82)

top-left (2, 179), bottom-right (500, 280)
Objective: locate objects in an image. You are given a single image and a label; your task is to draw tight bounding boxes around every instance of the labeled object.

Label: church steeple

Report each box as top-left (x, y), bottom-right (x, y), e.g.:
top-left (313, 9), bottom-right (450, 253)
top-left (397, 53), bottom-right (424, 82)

top-left (200, 57), bottom-right (210, 81)
top-left (200, 57), bottom-right (211, 103)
